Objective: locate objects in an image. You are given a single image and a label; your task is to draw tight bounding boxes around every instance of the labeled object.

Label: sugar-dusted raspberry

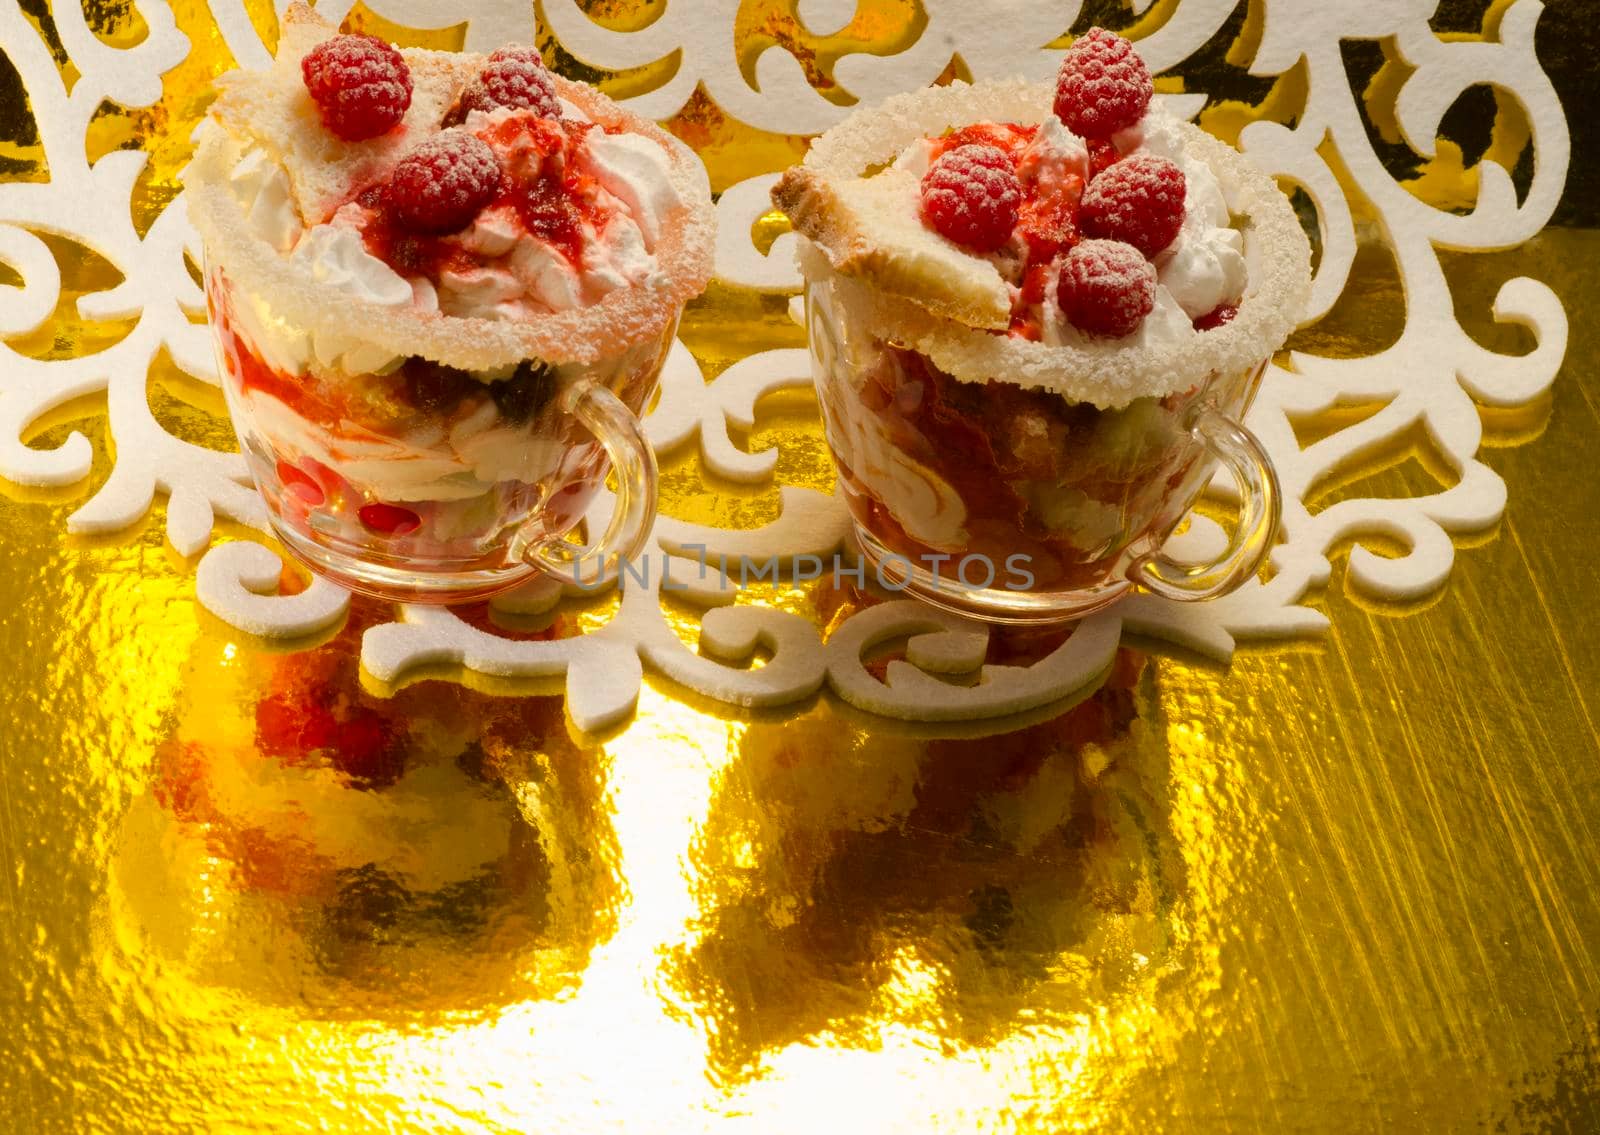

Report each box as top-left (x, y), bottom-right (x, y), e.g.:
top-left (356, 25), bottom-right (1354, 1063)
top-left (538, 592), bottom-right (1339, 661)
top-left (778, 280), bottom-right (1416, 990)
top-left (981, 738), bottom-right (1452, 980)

top-left (1056, 239), bottom-right (1157, 338)
top-left (449, 45), bottom-right (561, 124)
top-left (384, 130), bottom-right (502, 234)
top-left (920, 144), bottom-right (1022, 253)
top-left (1193, 303), bottom-right (1238, 331)
top-left (301, 33), bottom-right (412, 142)
top-left (1080, 153), bottom-right (1185, 257)
top-left (484, 46), bottom-right (561, 116)
top-left (1053, 27), bottom-right (1153, 139)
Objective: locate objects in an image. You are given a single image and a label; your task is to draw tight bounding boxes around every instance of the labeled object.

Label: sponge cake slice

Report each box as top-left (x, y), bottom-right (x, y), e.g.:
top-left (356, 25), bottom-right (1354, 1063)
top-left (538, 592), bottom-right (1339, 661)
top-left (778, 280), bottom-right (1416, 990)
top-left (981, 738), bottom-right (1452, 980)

top-left (207, 3), bottom-right (478, 223)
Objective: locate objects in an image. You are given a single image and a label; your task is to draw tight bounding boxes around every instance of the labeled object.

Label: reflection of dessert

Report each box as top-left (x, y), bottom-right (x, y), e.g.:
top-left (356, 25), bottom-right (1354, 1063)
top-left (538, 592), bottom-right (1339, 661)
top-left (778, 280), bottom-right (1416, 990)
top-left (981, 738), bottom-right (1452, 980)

top-left (675, 646), bottom-right (1177, 1075)
top-left (775, 29), bottom-right (1309, 600)
top-left (113, 619), bottom-right (621, 1016)
top-left (185, 5), bottom-right (712, 594)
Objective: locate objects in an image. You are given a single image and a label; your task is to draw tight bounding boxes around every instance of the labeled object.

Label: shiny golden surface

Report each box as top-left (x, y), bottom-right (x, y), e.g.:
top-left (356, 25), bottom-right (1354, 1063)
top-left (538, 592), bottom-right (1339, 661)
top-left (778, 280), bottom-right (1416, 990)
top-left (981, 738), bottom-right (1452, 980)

top-left (3, 3), bottom-right (1600, 1132)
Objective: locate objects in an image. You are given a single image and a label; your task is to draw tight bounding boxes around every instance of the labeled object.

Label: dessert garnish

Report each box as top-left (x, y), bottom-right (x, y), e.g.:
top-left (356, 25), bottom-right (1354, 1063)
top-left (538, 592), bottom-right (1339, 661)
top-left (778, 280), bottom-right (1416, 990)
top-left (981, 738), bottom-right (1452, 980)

top-left (774, 25), bottom-right (1309, 406)
top-left (1078, 153), bottom-right (1185, 259)
top-left (382, 129), bottom-right (503, 234)
top-left (1055, 239), bottom-right (1156, 339)
top-left (184, 3), bottom-right (713, 598)
top-left (446, 45), bottom-right (562, 123)
top-left (1050, 26), bottom-right (1152, 137)
top-left (920, 143), bottom-right (1023, 252)
top-left (300, 32), bottom-right (413, 141)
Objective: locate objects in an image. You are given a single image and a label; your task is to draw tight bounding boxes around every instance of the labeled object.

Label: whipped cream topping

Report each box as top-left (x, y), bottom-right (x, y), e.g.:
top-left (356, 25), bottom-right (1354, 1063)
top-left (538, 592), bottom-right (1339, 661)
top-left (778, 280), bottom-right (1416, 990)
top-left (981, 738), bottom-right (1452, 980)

top-left (1016, 115), bottom-right (1089, 195)
top-left (228, 147), bottom-right (302, 252)
top-left (290, 213), bottom-right (413, 307)
top-left (583, 129), bottom-right (685, 249)
top-left (219, 105), bottom-right (686, 376)
top-left (288, 210), bottom-right (434, 374)
top-left (416, 109), bottom-right (683, 322)
top-left (1038, 275), bottom-right (1192, 351)
top-left (884, 103), bottom-right (1249, 347)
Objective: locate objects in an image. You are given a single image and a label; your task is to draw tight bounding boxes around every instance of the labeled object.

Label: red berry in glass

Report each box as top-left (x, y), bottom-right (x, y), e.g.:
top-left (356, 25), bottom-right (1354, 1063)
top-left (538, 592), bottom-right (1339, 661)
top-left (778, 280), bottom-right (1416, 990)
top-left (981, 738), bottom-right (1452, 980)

top-left (1052, 27), bottom-right (1153, 139)
top-left (1056, 238), bottom-right (1157, 338)
top-left (300, 33), bottom-right (412, 141)
top-left (384, 130), bottom-right (503, 234)
top-left (1080, 153), bottom-right (1186, 258)
top-left (920, 143), bottom-right (1023, 253)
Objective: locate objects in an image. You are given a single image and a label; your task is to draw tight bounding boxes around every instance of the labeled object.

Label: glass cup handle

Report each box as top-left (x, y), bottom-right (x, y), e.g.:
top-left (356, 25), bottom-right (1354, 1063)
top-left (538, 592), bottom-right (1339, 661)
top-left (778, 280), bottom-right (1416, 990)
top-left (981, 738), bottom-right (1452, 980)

top-left (1132, 407), bottom-right (1281, 603)
top-left (521, 380), bottom-right (658, 586)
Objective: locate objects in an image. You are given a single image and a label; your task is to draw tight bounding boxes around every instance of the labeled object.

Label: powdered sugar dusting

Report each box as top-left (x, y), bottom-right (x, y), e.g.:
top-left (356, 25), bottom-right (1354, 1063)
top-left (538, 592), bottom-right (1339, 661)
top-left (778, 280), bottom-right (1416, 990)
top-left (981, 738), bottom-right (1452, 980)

top-left (1051, 27), bottom-right (1152, 139)
top-left (920, 144), bottom-right (1021, 252)
top-left (789, 81), bottom-right (1311, 408)
top-left (187, 71), bottom-right (714, 369)
top-left (1057, 239), bottom-right (1156, 338)
top-left (300, 33), bottom-right (411, 141)
top-left (473, 45), bottom-right (560, 118)
top-left (386, 129), bottom-right (502, 233)
top-left (1080, 153), bottom-right (1185, 257)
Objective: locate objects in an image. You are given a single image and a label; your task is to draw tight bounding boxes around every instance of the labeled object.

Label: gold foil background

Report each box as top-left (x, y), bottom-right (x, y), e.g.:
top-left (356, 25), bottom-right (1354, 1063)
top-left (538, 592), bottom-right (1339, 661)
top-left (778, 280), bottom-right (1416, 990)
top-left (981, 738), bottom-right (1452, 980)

top-left (2, 1), bottom-right (1598, 1131)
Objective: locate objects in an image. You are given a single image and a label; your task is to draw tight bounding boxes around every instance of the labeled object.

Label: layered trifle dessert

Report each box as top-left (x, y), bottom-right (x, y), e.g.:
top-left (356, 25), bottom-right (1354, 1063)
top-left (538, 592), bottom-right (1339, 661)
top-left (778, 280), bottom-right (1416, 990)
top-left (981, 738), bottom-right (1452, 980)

top-left (775, 28), bottom-right (1310, 620)
top-left (185, 4), bottom-right (713, 600)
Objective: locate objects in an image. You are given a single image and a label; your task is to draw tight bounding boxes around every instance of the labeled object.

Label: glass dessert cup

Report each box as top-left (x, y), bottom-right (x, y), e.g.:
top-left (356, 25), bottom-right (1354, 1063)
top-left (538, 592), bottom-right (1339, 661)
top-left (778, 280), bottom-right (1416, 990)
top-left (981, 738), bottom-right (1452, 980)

top-left (182, 16), bottom-right (718, 605)
top-left (203, 265), bottom-right (667, 604)
top-left (805, 263), bottom-right (1281, 624)
top-left (777, 73), bottom-right (1311, 626)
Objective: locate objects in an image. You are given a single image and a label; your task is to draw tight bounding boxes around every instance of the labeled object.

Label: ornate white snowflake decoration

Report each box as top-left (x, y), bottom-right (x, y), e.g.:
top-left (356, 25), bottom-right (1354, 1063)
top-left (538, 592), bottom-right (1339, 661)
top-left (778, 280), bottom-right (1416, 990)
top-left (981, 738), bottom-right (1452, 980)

top-left (0, 1), bottom-right (1570, 730)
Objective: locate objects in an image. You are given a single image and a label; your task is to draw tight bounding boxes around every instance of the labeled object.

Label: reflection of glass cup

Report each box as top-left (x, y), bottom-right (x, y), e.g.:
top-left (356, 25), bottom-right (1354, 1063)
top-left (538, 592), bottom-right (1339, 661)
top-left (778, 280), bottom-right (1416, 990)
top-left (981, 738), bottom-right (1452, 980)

top-left (184, 102), bottom-right (713, 604)
top-left (781, 83), bottom-right (1309, 624)
top-left (110, 617), bottom-right (623, 1020)
top-left (671, 646), bottom-right (1182, 1076)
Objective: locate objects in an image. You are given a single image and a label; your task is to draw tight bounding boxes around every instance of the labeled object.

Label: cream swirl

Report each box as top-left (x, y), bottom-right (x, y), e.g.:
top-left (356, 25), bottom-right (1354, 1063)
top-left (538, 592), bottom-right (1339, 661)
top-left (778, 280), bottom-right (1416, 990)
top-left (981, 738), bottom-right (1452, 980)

top-left (834, 405), bottom-right (969, 547)
top-left (289, 214), bottom-right (425, 374)
top-left (426, 111), bottom-right (683, 319)
top-left (582, 129), bottom-right (685, 250)
top-left (228, 146), bottom-right (302, 253)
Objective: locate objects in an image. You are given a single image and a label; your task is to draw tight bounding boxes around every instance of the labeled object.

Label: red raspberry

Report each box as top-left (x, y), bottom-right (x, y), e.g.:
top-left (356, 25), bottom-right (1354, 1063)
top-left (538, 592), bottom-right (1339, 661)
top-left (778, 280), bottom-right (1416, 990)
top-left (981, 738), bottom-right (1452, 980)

top-left (384, 130), bottom-right (502, 234)
top-left (358, 501), bottom-right (422, 535)
top-left (301, 33), bottom-right (412, 142)
top-left (1056, 239), bottom-right (1156, 338)
top-left (1080, 153), bottom-right (1186, 257)
top-left (1052, 27), bottom-right (1153, 139)
top-left (920, 144), bottom-right (1022, 253)
top-left (476, 46), bottom-right (560, 117)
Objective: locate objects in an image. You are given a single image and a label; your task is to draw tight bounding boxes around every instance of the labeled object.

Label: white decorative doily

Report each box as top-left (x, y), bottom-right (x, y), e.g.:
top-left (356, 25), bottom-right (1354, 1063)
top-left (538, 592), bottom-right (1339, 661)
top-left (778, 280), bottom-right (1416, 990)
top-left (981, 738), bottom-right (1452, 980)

top-left (0, 1), bottom-right (1569, 730)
